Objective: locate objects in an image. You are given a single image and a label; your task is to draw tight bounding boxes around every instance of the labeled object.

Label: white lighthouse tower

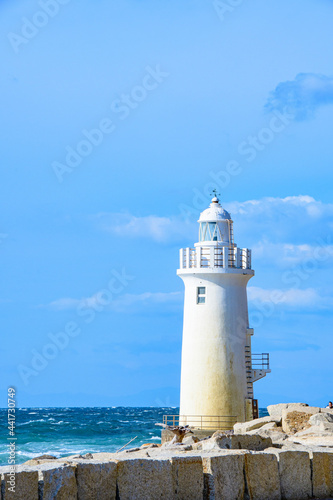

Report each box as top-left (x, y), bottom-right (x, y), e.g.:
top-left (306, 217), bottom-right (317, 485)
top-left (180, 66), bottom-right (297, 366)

top-left (177, 195), bottom-right (270, 429)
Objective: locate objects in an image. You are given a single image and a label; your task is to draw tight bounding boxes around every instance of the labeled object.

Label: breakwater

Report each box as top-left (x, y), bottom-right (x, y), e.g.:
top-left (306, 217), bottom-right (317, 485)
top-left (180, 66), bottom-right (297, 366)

top-left (1, 448), bottom-right (332, 499)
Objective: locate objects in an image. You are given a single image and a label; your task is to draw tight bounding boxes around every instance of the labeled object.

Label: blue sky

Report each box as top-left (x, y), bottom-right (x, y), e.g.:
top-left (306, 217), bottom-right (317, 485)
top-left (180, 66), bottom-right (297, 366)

top-left (1, 0), bottom-right (333, 408)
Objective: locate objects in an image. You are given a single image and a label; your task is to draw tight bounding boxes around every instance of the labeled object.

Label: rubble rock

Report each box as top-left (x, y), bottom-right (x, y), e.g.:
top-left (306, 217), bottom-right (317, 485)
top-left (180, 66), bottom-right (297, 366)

top-left (194, 433), bottom-right (272, 452)
top-left (267, 403), bottom-right (309, 419)
top-left (231, 434), bottom-right (272, 451)
top-left (287, 426), bottom-right (333, 448)
top-left (309, 412), bottom-right (333, 426)
top-left (182, 435), bottom-right (200, 445)
top-left (282, 407), bottom-right (321, 434)
top-left (247, 422), bottom-right (277, 434)
top-left (246, 422), bottom-right (288, 443)
top-left (234, 416), bottom-right (281, 434)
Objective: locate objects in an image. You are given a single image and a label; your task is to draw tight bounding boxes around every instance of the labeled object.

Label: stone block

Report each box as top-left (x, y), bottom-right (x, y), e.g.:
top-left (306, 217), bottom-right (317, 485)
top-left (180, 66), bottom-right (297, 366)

top-left (267, 403), bottom-right (309, 419)
top-left (116, 459), bottom-right (173, 500)
top-left (197, 433), bottom-right (271, 452)
top-left (1, 467), bottom-right (38, 500)
top-left (309, 412), bottom-right (333, 426)
top-left (170, 456), bottom-right (203, 500)
top-left (76, 460), bottom-right (117, 500)
top-left (247, 422), bottom-right (277, 434)
top-left (312, 452), bottom-right (333, 499)
top-left (234, 415), bottom-right (281, 434)
top-left (182, 435), bottom-right (199, 445)
top-left (244, 453), bottom-right (281, 500)
top-left (268, 450), bottom-right (312, 500)
top-left (202, 453), bottom-right (245, 500)
top-left (282, 407), bottom-right (321, 434)
top-left (230, 434), bottom-right (272, 451)
top-left (38, 464), bottom-right (77, 500)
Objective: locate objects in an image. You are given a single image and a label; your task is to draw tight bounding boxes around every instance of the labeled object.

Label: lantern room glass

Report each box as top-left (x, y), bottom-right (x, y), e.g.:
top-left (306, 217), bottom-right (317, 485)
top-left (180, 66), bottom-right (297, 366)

top-left (199, 222), bottom-right (222, 242)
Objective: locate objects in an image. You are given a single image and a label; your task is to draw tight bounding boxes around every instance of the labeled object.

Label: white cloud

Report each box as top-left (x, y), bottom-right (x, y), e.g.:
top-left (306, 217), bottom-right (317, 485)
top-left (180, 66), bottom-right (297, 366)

top-left (46, 291), bottom-right (182, 313)
top-left (252, 240), bottom-right (333, 267)
top-left (92, 196), bottom-right (333, 253)
top-left (93, 212), bottom-right (195, 243)
top-left (224, 196), bottom-right (333, 259)
top-left (265, 73), bottom-right (333, 120)
top-left (226, 195), bottom-right (331, 219)
top-left (248, 286), bottom-right (332, 309)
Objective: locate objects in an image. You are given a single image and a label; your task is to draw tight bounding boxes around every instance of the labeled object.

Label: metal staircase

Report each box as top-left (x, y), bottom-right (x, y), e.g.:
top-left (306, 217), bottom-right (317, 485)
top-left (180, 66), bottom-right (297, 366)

top-left (245, 348), bottom-right (271, 398)
top-left (245, 345), bottom-right (253, 398)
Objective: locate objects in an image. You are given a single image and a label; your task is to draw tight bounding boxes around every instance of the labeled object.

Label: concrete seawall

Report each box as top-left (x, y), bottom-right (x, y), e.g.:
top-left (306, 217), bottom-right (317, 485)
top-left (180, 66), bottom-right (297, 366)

top-left (1, 449), bottom-right (333, 499)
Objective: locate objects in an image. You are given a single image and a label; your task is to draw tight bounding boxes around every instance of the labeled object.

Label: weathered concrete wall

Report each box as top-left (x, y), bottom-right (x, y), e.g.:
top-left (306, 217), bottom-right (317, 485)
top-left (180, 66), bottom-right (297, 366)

top-left (179, 272), bottom-right (252, 425)
top-left (1, 450), bottom-right (333, 499)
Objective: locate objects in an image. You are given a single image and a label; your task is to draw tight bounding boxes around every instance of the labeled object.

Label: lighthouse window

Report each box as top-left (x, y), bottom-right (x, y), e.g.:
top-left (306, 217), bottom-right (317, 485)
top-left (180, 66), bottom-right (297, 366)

top-left (208, 223), bottom-right (217, 241)
top-left (197, 287), bottom-right (206, 304)
top-left (199, 222), bottom-right (222, 242)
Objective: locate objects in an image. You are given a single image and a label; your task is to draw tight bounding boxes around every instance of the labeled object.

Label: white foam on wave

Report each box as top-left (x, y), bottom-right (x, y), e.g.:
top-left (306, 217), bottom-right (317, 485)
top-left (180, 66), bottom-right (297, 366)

top-left (18, 419), bottom-right (46, 426)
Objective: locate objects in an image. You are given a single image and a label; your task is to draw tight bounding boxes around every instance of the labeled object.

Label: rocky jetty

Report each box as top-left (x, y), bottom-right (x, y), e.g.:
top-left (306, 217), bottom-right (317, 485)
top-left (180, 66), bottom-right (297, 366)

top-left (1, 403), bottom-right (333, 499)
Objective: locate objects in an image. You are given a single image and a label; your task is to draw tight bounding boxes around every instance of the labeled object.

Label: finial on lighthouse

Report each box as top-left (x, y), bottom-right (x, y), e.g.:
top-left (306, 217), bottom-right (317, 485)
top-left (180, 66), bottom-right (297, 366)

top-left (211, 188), bottom-right (220, 204)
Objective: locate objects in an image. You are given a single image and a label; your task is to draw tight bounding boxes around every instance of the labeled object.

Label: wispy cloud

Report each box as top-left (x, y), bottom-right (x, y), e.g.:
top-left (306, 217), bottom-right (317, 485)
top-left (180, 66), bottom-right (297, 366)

top-left (227, 195), bottom-right (329, 218)
top-left (265, 73), bottom-right (333, 120)
top-left (94, 196), bottom-right (333, 247)
top-left (225, 196), bottom-right (333, 257)
top-left (93, 212), bottom-right (195, 243)
top-left (252, 241), bottom-right (333, 267)
top-left (248, 286), bottom-right (332, 309)
top-left (46, 291), bottom-right (182, 313)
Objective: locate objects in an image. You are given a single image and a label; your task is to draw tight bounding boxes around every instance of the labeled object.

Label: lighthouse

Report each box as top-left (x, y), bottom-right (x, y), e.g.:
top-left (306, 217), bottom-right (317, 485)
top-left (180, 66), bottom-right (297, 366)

top-left (176, 195), bottom-right (270, 430)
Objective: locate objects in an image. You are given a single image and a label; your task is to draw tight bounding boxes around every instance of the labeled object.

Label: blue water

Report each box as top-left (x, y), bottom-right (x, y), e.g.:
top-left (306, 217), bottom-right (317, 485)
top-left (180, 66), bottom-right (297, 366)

top-left (0, 407), bottom-right (268, 466)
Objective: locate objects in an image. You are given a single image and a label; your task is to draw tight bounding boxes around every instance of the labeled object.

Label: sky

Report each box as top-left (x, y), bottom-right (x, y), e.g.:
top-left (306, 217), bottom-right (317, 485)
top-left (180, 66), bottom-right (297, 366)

top-left (1, 0), bottom-right (333, 408)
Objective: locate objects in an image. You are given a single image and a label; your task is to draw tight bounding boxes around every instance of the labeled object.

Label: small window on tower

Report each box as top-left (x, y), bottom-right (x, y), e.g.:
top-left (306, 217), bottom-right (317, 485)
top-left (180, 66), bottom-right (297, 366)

top-left (197, 287), bottom-right (206, 304)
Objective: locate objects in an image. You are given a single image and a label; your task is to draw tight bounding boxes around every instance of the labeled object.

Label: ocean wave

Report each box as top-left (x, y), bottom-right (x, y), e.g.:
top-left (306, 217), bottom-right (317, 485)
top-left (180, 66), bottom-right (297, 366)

top-left (1, 406), bottom-right (268, 467)
top-left (18, 419), bottom-right (46, 426)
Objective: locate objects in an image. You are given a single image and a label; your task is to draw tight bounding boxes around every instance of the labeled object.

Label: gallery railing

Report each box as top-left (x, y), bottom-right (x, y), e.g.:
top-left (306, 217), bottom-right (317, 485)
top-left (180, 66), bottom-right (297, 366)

top-left (162, 414), bottom-right (238, 430)
top-left (251, 353), bottom-right (270, 370)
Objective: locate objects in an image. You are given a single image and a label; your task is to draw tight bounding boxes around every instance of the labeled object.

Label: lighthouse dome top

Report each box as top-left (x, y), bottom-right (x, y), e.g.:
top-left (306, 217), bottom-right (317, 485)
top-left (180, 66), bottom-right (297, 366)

top-left (198, 197), bottom-right (231, 222)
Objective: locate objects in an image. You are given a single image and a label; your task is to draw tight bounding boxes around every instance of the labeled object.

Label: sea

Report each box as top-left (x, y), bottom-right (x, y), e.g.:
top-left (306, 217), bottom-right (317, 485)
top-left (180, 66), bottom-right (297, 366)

top-left (0, 407), bottom-right (268, 466)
